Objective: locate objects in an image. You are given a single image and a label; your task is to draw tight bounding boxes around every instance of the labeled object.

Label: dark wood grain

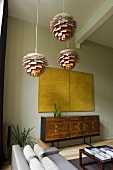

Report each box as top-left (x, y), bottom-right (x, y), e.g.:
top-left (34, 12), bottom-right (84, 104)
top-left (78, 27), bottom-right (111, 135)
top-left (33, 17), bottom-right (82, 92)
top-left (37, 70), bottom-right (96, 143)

top-left (41, 115), bottom-right (100, 143)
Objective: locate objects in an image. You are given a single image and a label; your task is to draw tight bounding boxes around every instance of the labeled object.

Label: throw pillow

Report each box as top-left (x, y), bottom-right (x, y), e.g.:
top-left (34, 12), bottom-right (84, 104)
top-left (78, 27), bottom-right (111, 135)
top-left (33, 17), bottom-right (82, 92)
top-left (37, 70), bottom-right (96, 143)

top-left (34, 144), bottom-right (44, 162)
top-left (29, 158), bottom-right (44, 170)
top-left (23, 145), bottom-right (36, 163)
top-left (42, 157), bottom-right (59, 170)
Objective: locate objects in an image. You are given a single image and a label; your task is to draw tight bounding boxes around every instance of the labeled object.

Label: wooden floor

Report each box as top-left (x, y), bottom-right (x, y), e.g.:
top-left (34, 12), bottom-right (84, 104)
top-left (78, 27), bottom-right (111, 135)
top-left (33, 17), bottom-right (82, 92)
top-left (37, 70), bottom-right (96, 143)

top-left (60, 138), bottom-right (113, 160)
top-left (2, 138), bottom-right (113, 170)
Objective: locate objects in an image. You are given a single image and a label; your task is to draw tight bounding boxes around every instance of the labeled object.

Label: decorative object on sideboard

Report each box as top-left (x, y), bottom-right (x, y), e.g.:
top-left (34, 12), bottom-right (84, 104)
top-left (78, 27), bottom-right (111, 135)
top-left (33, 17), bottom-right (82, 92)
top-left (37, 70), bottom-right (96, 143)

top-left (58, 48), bottom-right (79, 70)
top-left (22, 0), bottom-right (48, 77)
top-left (50, 0), bottom-right (77, 41)
top-left (53, 104), bottom-right (61, 117)
top-left (57, 106), bottom-right (61, 117)
top-left (53, 104), bottom-right (57, 117)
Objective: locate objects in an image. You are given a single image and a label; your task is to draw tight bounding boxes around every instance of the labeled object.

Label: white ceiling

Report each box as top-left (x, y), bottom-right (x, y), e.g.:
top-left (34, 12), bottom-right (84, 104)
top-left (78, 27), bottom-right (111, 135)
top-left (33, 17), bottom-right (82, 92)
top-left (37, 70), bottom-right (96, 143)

top-left (8, 0), bottom-right (113, 48)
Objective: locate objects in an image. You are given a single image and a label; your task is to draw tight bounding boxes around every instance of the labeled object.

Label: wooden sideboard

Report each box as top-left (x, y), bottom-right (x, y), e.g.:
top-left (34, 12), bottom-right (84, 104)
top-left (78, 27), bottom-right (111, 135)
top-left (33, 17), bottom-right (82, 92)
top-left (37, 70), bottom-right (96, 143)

top-left (41, 115), bottom-right (100, 146)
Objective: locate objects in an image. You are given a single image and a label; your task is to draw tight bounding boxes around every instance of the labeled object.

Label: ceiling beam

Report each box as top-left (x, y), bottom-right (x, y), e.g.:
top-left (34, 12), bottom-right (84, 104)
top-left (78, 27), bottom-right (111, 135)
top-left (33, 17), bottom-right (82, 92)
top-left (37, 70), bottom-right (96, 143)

top-left (75, 0), bottom-right (113, 48)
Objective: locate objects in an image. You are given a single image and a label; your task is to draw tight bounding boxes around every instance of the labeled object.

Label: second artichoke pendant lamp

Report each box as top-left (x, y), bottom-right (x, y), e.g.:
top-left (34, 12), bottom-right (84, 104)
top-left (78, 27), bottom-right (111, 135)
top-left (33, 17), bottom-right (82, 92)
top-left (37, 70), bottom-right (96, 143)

top-left (58, 48), bottom-right (79, 70)
top-left (58, 41), bottom-right (79, 70)
top-left (50, 0), bottom-right (77, 41)
top-left (22, 0), bottom-right (48, 77)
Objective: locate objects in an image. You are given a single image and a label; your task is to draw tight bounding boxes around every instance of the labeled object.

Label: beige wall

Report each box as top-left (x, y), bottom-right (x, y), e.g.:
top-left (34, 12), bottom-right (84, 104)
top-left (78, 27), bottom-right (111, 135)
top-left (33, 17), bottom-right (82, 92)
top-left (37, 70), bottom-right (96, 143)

top-left (4, 17), bottom-right (113, 146)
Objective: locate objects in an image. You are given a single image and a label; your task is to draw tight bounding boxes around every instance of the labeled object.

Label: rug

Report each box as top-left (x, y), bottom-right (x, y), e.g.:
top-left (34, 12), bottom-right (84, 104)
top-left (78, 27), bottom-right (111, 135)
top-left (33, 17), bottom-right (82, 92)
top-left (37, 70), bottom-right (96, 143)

top-left (69, 157), bottom-right (113, 170)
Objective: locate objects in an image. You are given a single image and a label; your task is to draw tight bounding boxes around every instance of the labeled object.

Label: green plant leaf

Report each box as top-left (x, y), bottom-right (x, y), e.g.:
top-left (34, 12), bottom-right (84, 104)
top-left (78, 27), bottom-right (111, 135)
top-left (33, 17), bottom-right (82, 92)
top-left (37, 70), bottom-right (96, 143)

top-left (10, 125), bottom-right (36, 148)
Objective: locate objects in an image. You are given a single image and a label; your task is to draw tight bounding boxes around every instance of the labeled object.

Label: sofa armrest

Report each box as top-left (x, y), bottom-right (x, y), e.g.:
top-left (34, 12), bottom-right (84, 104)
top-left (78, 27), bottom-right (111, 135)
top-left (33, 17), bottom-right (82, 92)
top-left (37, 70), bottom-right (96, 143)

top-left (12, 145), bottom-right (30, 170)
top-left (43, 147), bottom-right (59, 157)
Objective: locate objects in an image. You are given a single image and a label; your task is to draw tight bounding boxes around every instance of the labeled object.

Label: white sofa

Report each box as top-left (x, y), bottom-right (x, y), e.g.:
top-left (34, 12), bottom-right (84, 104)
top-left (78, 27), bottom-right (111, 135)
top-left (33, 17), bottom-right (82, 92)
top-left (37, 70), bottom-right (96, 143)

top-left (11, 145), bottom-right (78, 170)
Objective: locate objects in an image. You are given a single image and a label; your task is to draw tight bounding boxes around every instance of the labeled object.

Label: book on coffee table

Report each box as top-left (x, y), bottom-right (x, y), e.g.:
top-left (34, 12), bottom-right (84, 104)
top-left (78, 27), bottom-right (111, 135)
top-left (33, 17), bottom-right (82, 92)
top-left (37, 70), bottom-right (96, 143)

top-left (95, 152), bottom-right (111, 161)
top-left (99, 146), bottom-right (113, 157)
top-left (84, 146), bottom-right (100, 155)
top-left (100, 147), bottom-right (111, 153)
top-left (106, 150), bottom-right (113, 158)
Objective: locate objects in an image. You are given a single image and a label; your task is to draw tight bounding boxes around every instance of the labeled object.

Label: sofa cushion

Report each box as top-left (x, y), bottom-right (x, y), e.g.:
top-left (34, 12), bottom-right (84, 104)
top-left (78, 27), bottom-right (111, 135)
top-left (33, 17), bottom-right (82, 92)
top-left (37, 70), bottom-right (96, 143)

top-left (34, 144), bottom-right (44, 162)
top-left (29, 158), bottom-right (44, 170)
top-left (42, 157), bottom-right (59, 170)
top-left (48, 154), bottom-right (78, 170)
top-left (23, 145), bottom-right (37, 163)
top-left (34, 144), bottom-right (59, 162)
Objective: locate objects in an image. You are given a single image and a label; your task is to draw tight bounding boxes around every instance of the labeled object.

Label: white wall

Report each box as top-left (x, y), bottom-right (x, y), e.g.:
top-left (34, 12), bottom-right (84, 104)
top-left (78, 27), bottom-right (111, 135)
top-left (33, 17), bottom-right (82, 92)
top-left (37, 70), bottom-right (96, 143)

top-left (4, 17), bottom-right (113, 146)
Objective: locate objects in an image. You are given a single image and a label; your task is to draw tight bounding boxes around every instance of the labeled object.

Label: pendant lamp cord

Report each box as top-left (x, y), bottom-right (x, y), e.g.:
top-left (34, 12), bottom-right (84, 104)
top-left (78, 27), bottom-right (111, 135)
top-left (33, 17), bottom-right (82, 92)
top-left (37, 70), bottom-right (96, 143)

top-left (63, 0), bottom-right (64, 13)
top-left (67, 41), bottom-right (69, 49)
top-left (35, 0), bottom-right (39, 53)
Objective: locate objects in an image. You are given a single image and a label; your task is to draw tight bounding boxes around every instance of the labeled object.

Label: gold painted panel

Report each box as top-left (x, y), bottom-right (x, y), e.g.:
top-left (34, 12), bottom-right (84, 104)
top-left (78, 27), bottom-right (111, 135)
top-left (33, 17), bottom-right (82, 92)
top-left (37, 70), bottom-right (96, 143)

top-left (38, 68), bottom-right (69, 112)
top-left (69, 71), bottom-right (94, 111)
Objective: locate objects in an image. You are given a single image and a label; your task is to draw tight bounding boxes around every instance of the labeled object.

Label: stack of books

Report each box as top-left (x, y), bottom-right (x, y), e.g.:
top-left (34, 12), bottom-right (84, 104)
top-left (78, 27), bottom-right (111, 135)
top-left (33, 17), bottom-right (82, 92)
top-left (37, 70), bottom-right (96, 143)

top-left (84, 146), bottom-right (113, 161)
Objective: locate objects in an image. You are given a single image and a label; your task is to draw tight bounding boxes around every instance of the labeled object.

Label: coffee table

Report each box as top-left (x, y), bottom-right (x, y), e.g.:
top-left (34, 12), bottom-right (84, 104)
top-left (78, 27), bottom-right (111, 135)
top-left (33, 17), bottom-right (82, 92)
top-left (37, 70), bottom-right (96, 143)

top-left (79, 145), bottom-right (113, 170)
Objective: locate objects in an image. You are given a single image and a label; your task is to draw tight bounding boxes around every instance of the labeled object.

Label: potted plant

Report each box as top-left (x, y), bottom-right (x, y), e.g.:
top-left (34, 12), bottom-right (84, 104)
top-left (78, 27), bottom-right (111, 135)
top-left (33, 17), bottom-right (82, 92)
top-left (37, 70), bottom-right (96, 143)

top-left (10, 125), bottom-right (37, 148)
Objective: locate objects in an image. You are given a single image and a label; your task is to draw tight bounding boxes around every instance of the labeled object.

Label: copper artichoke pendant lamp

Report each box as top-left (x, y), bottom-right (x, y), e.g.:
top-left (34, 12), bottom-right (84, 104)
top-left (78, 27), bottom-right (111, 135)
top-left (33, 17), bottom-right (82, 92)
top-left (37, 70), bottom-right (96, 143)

top-left (50, 0), bottom-right (77, 41)
top-left (58, 42), bottom-right (79, 70)
top-left (22, 0), bottom-right (48, 77)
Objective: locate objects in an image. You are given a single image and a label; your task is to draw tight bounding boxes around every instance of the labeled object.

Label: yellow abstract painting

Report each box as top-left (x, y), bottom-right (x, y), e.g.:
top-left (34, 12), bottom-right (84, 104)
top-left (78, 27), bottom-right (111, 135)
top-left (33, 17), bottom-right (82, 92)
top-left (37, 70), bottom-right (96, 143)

top-left (38, 68), bottom-right (94, 112)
